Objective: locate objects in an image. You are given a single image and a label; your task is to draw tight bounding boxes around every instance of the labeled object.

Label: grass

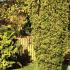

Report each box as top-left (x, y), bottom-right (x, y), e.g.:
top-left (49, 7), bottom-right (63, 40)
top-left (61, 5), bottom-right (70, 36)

top-left (15, 62), bottom-right (39, 70)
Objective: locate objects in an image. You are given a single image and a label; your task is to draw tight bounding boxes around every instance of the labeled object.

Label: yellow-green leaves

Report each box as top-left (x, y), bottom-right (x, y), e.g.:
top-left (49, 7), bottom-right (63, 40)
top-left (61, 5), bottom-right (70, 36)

top-left (0, 25), bottom-right (20, 69)
top-left (31, 0), bottom-right (69, 70)
top-left (0, 46), bottom-right (3, 50)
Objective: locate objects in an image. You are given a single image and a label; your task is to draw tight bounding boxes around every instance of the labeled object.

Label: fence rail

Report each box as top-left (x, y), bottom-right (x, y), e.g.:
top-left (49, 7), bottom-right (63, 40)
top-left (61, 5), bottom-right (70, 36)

top-left (17, 36), bottom-right (36, 61)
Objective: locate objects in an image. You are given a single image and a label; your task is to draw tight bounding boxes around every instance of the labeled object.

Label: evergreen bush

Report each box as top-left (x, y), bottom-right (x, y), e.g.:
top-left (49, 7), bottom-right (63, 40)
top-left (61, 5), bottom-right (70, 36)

top-left (31, 0), bottom-right (69, 70)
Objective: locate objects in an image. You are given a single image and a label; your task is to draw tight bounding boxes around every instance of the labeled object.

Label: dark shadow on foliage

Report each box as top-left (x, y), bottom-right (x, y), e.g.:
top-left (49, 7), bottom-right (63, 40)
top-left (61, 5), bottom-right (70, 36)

top-left (62, 53), bottom-right (70, 70)
top-left (6, 49), bottom-right (32, 70)
top-left (20, 15), bottom-right (32, 36)
top-left (68, 5), bottom-right (70, 31)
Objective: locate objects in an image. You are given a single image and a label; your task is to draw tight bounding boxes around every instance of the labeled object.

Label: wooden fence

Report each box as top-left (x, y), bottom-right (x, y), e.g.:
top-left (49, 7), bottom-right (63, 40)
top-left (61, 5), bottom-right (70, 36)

top-left (17, 36), bottom-right (36, 61)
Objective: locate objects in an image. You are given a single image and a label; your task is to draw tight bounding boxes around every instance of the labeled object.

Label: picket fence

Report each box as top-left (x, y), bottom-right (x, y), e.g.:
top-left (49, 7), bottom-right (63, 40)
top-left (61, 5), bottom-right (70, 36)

top-left (17, 36), bottom-right (36, 61)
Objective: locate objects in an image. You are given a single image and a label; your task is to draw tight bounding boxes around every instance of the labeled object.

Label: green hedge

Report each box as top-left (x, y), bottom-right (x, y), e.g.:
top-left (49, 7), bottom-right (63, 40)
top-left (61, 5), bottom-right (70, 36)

top-left (31, 0), bottom-right (69, 70)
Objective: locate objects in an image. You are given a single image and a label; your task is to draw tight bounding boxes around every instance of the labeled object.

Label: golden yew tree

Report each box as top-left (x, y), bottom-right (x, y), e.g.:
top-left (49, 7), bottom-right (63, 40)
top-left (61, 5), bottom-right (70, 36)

top-left (31, 0), bottom-right (69, 70)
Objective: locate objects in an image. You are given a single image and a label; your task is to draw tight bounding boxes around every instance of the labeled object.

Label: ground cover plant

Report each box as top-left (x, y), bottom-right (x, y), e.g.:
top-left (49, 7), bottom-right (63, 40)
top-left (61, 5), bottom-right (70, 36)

top-left (16, 62), bottom-right (39, 70)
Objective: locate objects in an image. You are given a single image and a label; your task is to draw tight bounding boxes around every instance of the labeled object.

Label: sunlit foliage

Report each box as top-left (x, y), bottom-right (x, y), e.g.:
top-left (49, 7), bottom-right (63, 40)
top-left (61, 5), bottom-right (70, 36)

top-left (31, 0), bottom-right (69, 70)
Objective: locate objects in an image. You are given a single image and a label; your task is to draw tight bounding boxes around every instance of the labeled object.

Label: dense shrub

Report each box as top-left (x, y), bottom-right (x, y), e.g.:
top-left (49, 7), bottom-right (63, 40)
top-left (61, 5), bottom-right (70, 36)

top-left (0, 25), bottom-right (20, 70)
top-left (31, 0), bottom-right (69, 70)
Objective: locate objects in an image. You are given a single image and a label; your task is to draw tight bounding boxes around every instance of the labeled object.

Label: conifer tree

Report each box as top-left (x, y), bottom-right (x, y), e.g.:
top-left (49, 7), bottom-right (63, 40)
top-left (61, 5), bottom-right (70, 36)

top-left (31, 0), bottom-right (69, 70)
